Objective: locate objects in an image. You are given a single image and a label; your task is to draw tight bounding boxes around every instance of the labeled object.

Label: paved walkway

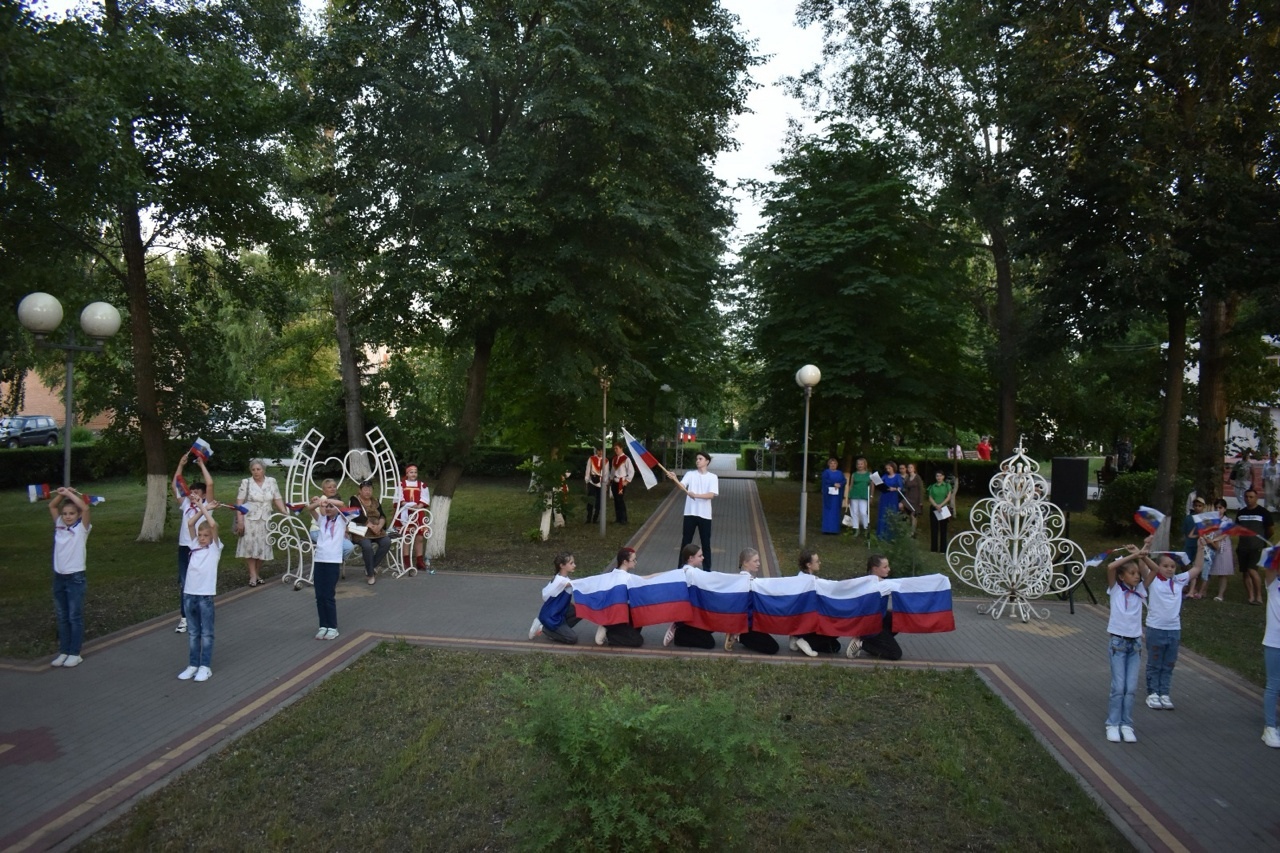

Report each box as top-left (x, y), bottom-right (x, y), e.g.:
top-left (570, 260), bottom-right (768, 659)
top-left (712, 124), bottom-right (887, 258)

top-left (1, 469), bottom-right (1277, 852)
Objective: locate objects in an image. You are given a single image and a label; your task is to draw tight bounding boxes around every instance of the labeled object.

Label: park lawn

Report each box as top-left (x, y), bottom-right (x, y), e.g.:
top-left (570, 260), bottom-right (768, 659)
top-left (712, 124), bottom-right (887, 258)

top-left (79, 646), bottom-right (1126, 852)
top-left (0, 476), bottom-right (675, 659)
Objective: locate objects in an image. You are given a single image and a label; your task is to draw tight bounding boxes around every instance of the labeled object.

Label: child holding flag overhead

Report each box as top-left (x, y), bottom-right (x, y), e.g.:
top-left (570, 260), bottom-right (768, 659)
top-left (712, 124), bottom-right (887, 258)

top-left (179, 497), bottom-right (222, 682)
top-left (48, 487), bottom-right (91, 668)
top-left (530, 552), bottom-right (581, 644)
top-left (1104, 538), bottom-right (1153, 744)
top-left (172, 451), bottom-right (214, 633)
top-left (309, 493), bottom-right (349, 640)
top-left (1144, 539), bottom-right (1205, 711)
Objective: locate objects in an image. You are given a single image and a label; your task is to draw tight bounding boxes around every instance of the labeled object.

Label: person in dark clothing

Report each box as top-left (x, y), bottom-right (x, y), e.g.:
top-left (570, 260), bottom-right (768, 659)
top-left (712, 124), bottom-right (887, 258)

top-left (723, 548), bottom-right (779, 654)
top-left (790, 548), bottom-right (842, 657)
top-left (854, 554), bottom-right (903, 661)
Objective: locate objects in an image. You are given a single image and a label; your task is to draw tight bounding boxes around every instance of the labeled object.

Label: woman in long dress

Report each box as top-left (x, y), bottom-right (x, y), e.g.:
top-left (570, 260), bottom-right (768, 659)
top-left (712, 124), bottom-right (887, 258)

top-left (819, 457), bottom-right (847, 535)
top-left (234, 458), bottom-right (288, 586)
top-left (900, 462), bottom-right (924, 537)
top-left (875, 461), bottom-right (904, 540)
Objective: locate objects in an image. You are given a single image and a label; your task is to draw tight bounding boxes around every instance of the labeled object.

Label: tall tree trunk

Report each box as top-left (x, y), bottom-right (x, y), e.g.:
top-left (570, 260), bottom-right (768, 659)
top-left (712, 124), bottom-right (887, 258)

top-left (991, 225), bottom-right (1017, 456)
top-left (1152, 298), bottom-right (1188, 515)
top-left (121, 201), bottom-right (168, 541)
top-left (427, 326), bottom-right (496, 559)
top-left (1194, 293), bottom-right (1240, 503)
top-left (331, 269), bottom-right (369, 478)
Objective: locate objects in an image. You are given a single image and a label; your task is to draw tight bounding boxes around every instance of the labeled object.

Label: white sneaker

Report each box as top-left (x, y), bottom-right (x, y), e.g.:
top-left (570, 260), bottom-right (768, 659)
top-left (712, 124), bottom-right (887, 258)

top-left (1263, 727), bottom-right (1280, 748)
top-left (178, 666), bottom-right (198, 680)
top-left (724, 633), bottom-right (736, 652)
top-left (1159, 695), bottom-right (1174, 710)
top-left (529, 618), bottom-right (543, 640)
top-left (194, 666), bottom-right (212, 682)
top-left (175, 618), bottom-right (187, 634)
top-left (595, 624), bottom-right (607, 646)
top-left (1120, 726), bottom-right (1137, 743)
top-left (315, 628), bottom-right (328, 640)
top-left (323, 628), bottom-right (339, 640)
top-left (1146, 693), bottom-right (1163, 709)
top-left (50, 654), bottom-right (67, 667)
top-left (663, 624), bottom-right (676, 646)
top-left (62, 655), bottom-right (82, 668)
top-left (845, 639), bottom-right (863, 659)
top-left (1105, 725), bottom-right (1121, 743)
top-left (795, 637), bottom-right (818, 658)
top-left (788, 637), bottom-right (799, 652)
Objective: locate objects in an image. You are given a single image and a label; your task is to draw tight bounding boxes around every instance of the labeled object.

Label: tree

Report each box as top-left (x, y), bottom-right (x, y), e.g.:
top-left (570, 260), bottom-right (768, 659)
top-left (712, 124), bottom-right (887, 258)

top-left (796, 0), bottom-right (1028, 456)
top-left (738, 125), bottom-right (984, 459)
top-left (3, 0), bottom-right (308, 539)
top-left (315, 0), bottom-right (755, 556)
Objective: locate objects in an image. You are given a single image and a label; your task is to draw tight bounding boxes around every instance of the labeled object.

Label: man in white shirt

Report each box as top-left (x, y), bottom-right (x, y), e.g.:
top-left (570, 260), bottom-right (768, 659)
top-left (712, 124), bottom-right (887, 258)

top-left (667, 450), bottom-right (719, 570)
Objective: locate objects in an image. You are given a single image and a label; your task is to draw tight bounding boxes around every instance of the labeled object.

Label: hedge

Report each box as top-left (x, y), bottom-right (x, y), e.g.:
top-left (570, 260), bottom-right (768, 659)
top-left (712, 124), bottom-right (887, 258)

top-left (0, 443), bottom-right (132, 489)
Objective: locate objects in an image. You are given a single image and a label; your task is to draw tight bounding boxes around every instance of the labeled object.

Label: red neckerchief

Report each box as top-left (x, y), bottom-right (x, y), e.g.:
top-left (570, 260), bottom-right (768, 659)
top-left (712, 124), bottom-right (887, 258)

top-left (589, 456), bottom-right (603, 473)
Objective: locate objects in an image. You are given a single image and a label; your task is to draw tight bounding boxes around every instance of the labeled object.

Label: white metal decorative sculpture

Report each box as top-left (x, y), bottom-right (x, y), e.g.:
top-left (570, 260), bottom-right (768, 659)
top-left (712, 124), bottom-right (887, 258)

top-left (272, 425), bottom-right (429, 588)
top-left (945, 444), bottom-right (1086, 621)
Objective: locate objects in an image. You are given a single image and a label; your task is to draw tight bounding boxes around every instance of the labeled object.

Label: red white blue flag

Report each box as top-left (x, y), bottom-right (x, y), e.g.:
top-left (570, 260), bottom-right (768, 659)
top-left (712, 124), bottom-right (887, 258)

top-left (624, 569), bottom-right (694, 626)
top-left (882, 575), bottom-right (956, 633)
top-left (190, 438), bottom-right (213, 461)
top-left (621, 427), bottom-right (659, 489)
top-left (1260, 545), bottom-right (1280, 572)
top-left (1134, 506), bottom-right (1166, 534)
top-left (1215, 517), bottom-right (1258, 537)
top-left (571, 569), bottom-right (633, 626)
top-left (1192, 512), bottom-right (1222, 536)
top-left (684, 569), bottom-right (751, 634)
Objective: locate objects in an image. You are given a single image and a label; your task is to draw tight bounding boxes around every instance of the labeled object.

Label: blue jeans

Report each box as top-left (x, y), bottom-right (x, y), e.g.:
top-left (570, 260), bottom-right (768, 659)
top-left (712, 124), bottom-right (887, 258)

top-left (1145, 627), bottom-right (1180, 696)
top-left (1265, 645), bottom-right (1280, 728)
top-left (1107, 635), bottom-right (1142, 727)
top-left (177, 545), bottom-right (191, 608)
top-left (313, 562), bottom-right (339, 629)
top-left (53, 571), bottom-right (86, 655)
top-left (183, 594), bottom-right (215, 668)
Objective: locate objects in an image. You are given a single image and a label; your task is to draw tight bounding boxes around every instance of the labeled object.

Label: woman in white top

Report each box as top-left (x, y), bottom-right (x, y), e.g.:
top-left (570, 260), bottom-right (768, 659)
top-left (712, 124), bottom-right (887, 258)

top-left (234, 458), bottom-right (288, 586)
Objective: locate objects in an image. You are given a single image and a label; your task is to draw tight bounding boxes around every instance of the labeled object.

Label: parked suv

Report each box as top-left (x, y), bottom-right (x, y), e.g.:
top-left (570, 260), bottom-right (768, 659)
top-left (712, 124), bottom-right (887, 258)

top-left (0, 415), bottom-right (60, 448)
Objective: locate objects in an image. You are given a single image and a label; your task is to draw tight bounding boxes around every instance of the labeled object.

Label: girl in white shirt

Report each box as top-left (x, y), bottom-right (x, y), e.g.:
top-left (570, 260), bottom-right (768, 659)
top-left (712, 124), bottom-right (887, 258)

top-left (1104, 538), bottom-right (1153, 744)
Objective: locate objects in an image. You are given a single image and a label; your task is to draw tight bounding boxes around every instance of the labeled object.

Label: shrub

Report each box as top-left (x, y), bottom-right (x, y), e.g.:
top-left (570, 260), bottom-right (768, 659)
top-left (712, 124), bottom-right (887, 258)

top-left (1094, 471), bottom-right (1193, 535)
top-left (511, 682), bottom-right (792, 852)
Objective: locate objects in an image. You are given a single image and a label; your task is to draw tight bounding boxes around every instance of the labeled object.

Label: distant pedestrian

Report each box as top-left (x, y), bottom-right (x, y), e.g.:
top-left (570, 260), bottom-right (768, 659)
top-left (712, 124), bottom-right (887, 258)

top-left (48, 487), bottom-right (91, 669)
top-left (976, 436), bottom-right (992, 462)
top-left (668, 450), bottom-right (718, 570)
top-left (1143, 540), bottom-right (1204, 712)
top-left (1236, 489), bottom-right (1274, 606)
top-left (900, 462), bottom-right (923, 537)
top-left (530, 552), bottom-right (581, 644)
top-left (927, 470), bottom-right (955, 553)
top-left (846, 456), bottom-right (872, 541)
top-left (1104, 539), bottom-right (1152, 744)
top-left (1115, 436), bottom-right (1133, 472)
top-left (1231, 449), bottom-right (1253, 499)
top-left (1262, 451), bottom-right (1280, 510)
top-left (874, 461), bottom-right (903, 540)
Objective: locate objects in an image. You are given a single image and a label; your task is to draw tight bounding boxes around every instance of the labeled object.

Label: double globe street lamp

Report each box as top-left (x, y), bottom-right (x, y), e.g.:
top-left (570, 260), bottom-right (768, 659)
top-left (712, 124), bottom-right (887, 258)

top-left (17, 292), bottom-right (122, 488)
top-left (795, 364), bottom-right (821, 547)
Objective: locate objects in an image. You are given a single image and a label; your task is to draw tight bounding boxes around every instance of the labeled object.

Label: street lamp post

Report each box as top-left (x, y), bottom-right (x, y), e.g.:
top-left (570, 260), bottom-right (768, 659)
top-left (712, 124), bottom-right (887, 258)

top-left (17, 293), bottom-right (122, 488)
top-left (795, 364), bottom-right (821, 547)
top-left (597, 369), bottom-right (610, 537)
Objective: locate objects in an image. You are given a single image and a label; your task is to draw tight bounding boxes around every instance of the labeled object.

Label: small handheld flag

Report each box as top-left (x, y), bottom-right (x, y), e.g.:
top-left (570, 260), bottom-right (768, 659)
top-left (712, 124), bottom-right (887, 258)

top-left (1134, 506), bottom-right (1165, 534)
top-left (190, 438), bottom-right (213, 461)
top-left (1085, 550), bottom-right (1117, 568)
top-left (1215, 517), bottom-right (1258, 538)
top-left (1260, 545), bottom-right (1280, 572)
top-left (27, 484), bottom-right (52, 503)
top-left (229, 504), bottom-right (250, 514)
top-left (85, 495), bottom-right (106, 506)
top-left (286, 502), bottom-right (307, 513)
top-left (1152, 551), bottom-right (1190, 566)
top-left (1192, 512), bottom-right (1222, 536)
top-left (621, 427), bottom-right (660, 490)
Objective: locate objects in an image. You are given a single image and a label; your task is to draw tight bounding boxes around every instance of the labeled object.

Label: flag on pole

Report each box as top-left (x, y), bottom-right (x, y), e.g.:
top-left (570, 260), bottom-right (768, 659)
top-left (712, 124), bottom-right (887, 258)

top-left (621, 427), bottom-right (659, 489)
top-left (1134, 506), bottom-right (1165, 534)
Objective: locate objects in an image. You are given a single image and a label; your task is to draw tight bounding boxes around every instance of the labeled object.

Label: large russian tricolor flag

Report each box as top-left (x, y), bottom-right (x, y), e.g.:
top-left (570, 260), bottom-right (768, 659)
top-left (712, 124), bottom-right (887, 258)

top-left (882, 575), bottom-right (956, 633)
top-left (684, 569), bottom-right (750, 634)
top-left (626, 569), bottom-right (694, 626)
top-left (814, 576), bottom-right (885, 636)
top-left (621, 427), bottom-right (659, 489)
top-left (572, 569), bottom-right (632, 626)
top-left (749, 574), bottom-right (821, 636)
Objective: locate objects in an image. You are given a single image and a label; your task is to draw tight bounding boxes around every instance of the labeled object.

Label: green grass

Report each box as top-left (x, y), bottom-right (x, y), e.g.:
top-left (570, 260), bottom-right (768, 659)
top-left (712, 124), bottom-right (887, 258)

top-left (78, 646), bottom-right (1126, 852)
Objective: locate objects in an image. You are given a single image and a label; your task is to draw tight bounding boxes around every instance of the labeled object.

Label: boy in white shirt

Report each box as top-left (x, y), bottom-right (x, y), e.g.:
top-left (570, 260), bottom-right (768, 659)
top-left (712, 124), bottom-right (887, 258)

top-left (49, 487), bottom-right (91, 668)
top-left (668, 450), bottom-right (719, 570)
top-left (179, 498), bottom-right (223, 682)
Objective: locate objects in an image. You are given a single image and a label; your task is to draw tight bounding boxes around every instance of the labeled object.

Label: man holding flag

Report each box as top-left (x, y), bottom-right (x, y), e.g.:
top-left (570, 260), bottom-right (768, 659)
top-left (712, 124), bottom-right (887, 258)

top-left (668, 450), bottom-right (719, 571)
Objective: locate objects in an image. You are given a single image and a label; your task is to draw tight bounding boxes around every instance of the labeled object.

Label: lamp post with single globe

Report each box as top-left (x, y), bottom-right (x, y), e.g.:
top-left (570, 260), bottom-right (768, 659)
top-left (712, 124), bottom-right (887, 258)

top-left (595, 368), bottom-right (611, 537)
top-left (17, 293), bottom-right (122, 488)
top-left (795, 364), bottom-right (821, 546)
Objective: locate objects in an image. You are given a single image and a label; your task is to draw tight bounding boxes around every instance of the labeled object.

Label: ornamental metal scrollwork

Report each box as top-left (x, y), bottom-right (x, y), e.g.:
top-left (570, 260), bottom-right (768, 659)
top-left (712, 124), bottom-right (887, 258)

top-left (945, 445), bottom-right (1086, 622)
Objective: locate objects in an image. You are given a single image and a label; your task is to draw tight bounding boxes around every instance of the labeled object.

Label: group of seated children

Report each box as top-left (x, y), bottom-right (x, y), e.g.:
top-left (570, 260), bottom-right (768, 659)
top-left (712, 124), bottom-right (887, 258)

top-left (528, 545), bottom-right (904, 661)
